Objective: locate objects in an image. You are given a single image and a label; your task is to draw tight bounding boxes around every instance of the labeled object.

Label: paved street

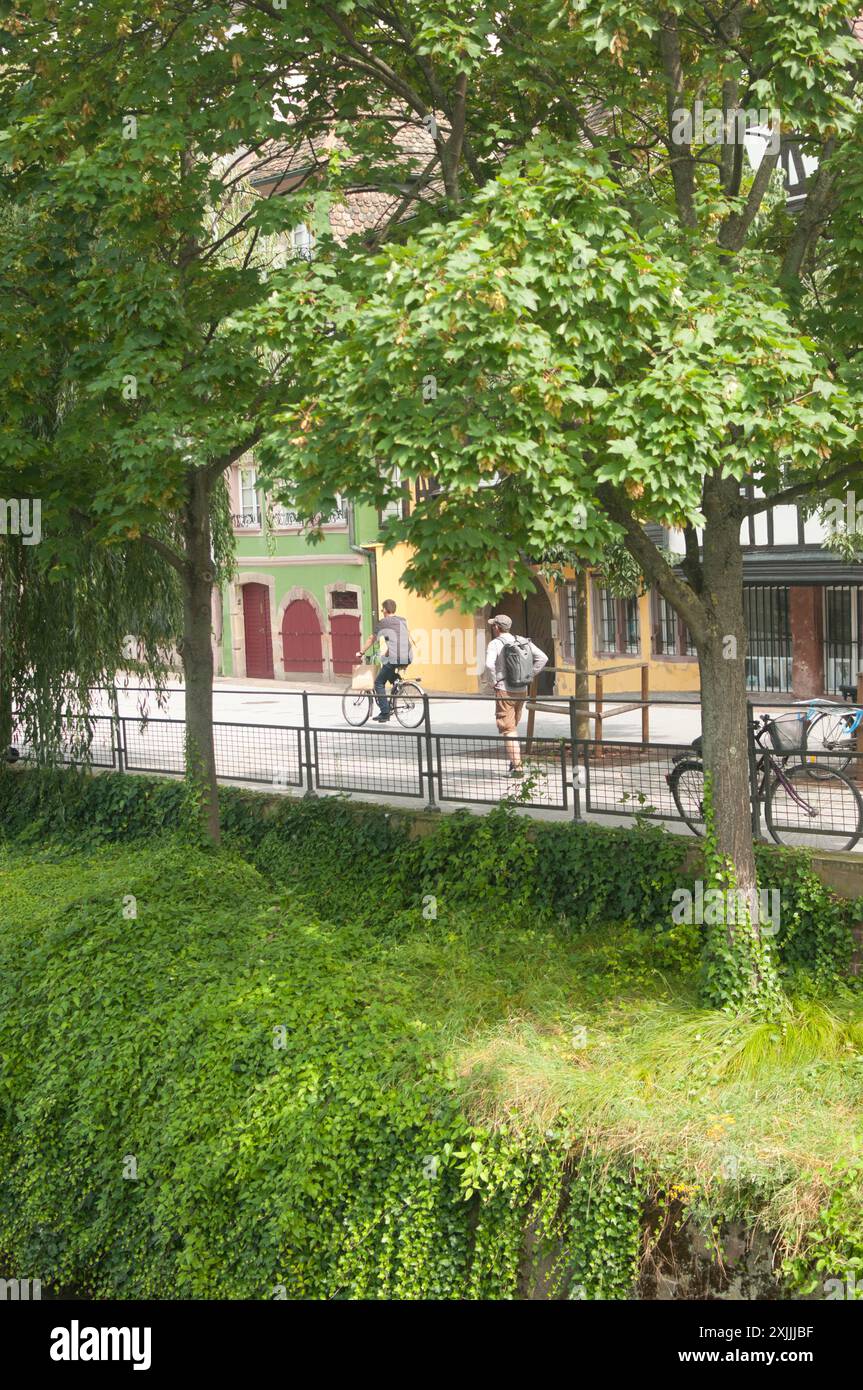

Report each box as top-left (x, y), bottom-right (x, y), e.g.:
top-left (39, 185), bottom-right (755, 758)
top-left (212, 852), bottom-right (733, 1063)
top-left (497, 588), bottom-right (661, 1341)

top-left (93, 674), bottom-right (706, 744)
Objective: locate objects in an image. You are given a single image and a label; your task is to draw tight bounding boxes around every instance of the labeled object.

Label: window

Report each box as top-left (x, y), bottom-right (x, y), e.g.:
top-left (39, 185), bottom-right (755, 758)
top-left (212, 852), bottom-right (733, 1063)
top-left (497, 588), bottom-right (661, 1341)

top-left (652, 592), bottom-right (696, 657)
top-left (291, 223), bottom-right (315, 260)
top-left (824, 585), bottom-right (863, 694)
top-left (380, 467), bottom-right (409, 525)
top-left (621, 596), bottom-right (640, 654)
top-left (268, 478), bottom-right (297, 529)
top-left (593, 583), bottom-right (640, 656)
top-left (234, 466), bottom-right (260, 528)
top-left (744, 585), bottom-right (791, 692)
top-left (330, 590), bottom-right (359, 610)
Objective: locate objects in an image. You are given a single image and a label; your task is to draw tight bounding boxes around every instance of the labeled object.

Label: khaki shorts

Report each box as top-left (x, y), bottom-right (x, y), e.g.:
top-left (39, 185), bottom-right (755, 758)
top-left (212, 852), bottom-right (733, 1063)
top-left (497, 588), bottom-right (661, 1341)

top-left (495, 696), bottom-right (525, 735)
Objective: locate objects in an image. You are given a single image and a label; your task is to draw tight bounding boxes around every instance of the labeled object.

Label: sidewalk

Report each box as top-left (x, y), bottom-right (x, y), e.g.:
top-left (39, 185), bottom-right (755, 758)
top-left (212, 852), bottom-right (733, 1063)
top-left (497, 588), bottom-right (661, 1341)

top-left (108, 675), bottom-right (706, 746)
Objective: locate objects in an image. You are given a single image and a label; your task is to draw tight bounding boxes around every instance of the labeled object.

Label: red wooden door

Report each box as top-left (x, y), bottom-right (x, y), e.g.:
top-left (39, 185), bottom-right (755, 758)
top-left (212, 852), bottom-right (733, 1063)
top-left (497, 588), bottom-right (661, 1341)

top-left (330, 613), bottom-right (361, 676)
top-left (242, 583), bottom-right (274, 679)
top-left (282, 598), bottom-right (324, 674)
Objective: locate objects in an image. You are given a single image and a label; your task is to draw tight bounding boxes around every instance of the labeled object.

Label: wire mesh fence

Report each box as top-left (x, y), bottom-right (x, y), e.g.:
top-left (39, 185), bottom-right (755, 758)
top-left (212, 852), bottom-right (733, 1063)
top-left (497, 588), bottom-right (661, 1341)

top-left (214, 723), bottom-right (304, 787)
top-left (579, 741), bottom-right (695, 821)
top-left (435, 734), bottom-right (568, 809)
top-left (313, 729), bottom-right (425, 799)
top-left (123, 717), bottom-right (185, 775)
top-left (10, 714), bottom-right (118, 769)
top-left (8, 693), bottom-right (863, 850)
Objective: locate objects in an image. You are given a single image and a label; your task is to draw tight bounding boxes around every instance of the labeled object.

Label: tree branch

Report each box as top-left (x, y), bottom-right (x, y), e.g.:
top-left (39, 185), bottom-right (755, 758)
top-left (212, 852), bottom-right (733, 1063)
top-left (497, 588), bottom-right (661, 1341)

top-left (138, 531), bottom-right (186, 574)
top-left (741, 461), bottom-right (863, 515)
top-left (596, 484), bottom-right (707, 643)
top-left (717, 143), bottom-right (781, 253)
top-left (780, 138), bottom-right (837, 282)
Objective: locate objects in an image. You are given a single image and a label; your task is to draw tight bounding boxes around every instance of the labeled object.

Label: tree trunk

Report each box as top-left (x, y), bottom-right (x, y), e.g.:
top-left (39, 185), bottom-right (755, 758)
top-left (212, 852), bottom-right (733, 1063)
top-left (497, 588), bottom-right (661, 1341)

top-left (698, 477), bottom-right (756, 911)
top-left (602, 473), bottom-right (782, 1013)
top-left (696, 478), bottom-right (783, 1014)
top-left (574, 569), bottom-right (590, 741)
top-left (181, 469), bottom-right (220, 845)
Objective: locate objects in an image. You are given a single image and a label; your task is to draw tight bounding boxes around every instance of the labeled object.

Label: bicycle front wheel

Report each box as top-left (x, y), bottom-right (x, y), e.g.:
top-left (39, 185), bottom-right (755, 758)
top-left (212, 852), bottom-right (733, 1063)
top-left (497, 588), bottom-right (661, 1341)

top-left (804, 710), bottom-right (854, 777)
top-left (392, 682), bottom-right (425, 729)
top-left (765, 763), bottom-right (863, 852)
top-left (667, 759), bottom-right (706, 836)
top-left (342, 690), bottom-right (372, 727)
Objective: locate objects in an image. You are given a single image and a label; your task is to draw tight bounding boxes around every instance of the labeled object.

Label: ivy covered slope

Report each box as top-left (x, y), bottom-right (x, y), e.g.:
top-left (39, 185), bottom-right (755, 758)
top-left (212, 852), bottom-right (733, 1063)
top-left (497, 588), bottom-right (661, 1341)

top-left (0, 776), bottom-right (862, 1299)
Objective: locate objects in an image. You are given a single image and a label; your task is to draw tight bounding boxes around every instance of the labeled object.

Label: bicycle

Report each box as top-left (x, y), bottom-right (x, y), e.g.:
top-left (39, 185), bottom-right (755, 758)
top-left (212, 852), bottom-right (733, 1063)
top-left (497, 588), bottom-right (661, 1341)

top-left (341, 664), bottom-right (426, 729)
top-left (666, 711), bottom-right (863, 852)
top-left (798, 697), bottom-right (863, 776)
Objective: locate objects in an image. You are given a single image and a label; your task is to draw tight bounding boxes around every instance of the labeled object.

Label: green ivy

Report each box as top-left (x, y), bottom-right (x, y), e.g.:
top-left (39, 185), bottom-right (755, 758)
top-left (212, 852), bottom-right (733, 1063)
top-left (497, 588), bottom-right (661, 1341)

top-left (699, 775), bottom-right (784, 1018)
top-left (0, 837), bottom-right (642, 1300)
top-left (0, 770), bottom-right (855, 983)
top-left (0, 774), bottom-right (859, 1299)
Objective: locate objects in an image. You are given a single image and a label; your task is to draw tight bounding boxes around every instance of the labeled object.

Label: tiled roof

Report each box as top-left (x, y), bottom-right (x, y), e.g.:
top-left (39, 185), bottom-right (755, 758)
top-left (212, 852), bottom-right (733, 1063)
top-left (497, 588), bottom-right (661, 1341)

top-left (238, 110), bottom-right (441, 241)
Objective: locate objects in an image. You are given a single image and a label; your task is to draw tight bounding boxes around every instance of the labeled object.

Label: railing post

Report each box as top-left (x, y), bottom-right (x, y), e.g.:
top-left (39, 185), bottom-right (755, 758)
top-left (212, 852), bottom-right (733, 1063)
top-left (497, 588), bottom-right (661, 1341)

top-left (595, 673), bottom-right (604, 747)
top-left (746, 699), bottom-right (762, 839)
top-left (641, 664), bottom-right (649, 744)
top-left (569, 697), bottom-right (581, 820)
top-left (116, 716), bottom-right (126, 774)
top-left (302, 690), bottom-right (317, 796)
top-left (525, 677), bottom-right (537, 755)
top-left (422, 693), bottom-right (438, 811)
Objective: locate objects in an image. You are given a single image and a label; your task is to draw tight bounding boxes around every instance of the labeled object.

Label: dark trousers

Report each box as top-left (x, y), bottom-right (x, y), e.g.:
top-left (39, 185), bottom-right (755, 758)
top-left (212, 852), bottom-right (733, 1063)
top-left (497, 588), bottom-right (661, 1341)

top-left (374, 662), bottom-right (399, 716)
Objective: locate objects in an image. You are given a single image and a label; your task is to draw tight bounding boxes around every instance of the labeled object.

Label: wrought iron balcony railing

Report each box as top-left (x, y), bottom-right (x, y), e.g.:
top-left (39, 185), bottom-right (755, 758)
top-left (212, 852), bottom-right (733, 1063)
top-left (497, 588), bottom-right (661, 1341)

top-left (269, 505), bottom-right (348, 528)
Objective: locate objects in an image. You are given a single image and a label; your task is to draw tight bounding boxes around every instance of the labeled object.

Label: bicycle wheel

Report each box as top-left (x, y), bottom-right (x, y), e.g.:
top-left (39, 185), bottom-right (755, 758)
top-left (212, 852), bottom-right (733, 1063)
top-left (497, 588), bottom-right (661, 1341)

top-left (804, 710), bottom-right (854, 777)
top-left (392, 681), bottom-right (425, 729)
top-left (342, 690), bottom-right (372, 727)
top-left (667, 759), bottom-right (706, 836)
top-left (765, 762), bottom-right (863, 852)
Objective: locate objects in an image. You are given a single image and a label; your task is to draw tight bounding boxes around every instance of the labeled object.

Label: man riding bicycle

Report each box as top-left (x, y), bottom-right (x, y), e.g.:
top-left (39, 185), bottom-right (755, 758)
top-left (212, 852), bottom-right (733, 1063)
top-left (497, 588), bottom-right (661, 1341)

top-left (357, 599), bottom-right (414, 724)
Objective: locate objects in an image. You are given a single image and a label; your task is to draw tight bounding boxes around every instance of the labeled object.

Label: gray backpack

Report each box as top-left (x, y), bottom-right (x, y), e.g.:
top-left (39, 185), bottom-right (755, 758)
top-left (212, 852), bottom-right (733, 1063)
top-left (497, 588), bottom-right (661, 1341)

top-left (502, 635), bottom-right (534, 688)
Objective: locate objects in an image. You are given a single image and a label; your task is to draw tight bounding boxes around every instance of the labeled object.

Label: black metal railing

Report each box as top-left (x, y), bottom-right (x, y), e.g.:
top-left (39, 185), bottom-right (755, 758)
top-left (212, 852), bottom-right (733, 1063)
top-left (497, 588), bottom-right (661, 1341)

top-left (10, 690), bottom-right (863, 850)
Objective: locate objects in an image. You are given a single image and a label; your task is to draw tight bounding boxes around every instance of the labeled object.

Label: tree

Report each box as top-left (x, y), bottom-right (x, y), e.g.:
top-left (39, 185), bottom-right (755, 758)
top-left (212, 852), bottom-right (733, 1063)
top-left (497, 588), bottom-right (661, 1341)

top-left (261, 4), bottom-right (863, 1009)
top-left (0, 193), bottom-right (181, 763)
top-left (0, 0), bottom-right (489, 839)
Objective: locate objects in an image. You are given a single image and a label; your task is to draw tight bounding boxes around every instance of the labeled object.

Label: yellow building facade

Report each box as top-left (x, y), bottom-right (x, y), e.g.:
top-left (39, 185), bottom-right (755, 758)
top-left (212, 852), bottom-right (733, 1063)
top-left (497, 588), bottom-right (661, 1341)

top-left (369, 539), bottom-right (701, 698)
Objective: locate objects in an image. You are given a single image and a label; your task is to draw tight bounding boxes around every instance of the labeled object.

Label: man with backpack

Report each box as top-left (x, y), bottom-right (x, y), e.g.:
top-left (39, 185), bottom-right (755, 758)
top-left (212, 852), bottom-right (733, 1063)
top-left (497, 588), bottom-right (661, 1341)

top-left (484, 614), bottom-right (549, 776)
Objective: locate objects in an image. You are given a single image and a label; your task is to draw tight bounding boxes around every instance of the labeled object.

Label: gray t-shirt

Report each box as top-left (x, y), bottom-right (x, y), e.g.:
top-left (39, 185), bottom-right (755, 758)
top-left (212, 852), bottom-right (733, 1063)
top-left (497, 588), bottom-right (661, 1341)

top-left (374, 615), bottom-right (412, 665)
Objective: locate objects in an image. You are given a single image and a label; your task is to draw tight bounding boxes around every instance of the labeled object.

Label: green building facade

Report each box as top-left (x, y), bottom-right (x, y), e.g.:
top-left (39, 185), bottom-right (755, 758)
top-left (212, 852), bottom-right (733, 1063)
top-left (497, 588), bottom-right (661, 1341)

top-left (218, 460), bottom-right (395, 683)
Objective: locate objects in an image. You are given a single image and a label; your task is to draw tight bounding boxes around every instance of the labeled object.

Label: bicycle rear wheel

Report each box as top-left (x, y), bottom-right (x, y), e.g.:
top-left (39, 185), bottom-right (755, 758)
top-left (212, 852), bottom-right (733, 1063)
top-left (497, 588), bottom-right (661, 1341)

top-left (342, 690), bottom-right (372, 727)
top-left (392, 681), bottom-right (425, 729)
top-left (765, 763), bottom-right (863, 852)
top-left (667, 759), bottom-right (706, 836)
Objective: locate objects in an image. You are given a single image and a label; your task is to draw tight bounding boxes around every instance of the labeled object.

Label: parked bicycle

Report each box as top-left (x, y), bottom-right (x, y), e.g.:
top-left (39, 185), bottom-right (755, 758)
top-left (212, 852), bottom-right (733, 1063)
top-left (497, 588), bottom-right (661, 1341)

top-left (798, 697), bottom-right (863, 776)
top-left (666, 711), bottom-right (863, 852)
top-left (341, 665), bottom-right (426, 729)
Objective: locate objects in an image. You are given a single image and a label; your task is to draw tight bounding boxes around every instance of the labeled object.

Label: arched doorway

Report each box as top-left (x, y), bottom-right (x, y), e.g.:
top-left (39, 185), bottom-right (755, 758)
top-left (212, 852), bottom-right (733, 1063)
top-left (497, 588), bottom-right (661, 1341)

top-left (490, 577), bottom-right (556, 694)
top-left (282, 597), bottom-right (324, 675)
top-left (330, 613), bottom-right (361, 676)
top-left (242, 582), bottom-right (275, 679)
